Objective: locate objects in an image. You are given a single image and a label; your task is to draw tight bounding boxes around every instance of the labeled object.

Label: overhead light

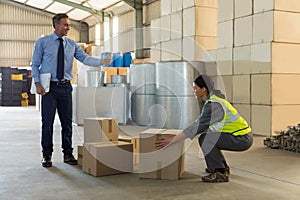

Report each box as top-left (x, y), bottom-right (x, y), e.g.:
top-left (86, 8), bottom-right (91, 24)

top-left (115, 1), bottom-right (124, 7)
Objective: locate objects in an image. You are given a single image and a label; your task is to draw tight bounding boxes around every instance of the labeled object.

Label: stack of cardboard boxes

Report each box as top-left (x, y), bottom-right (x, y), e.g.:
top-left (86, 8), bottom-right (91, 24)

top-left (80, 118), bottom-right (133, 177)
top-left (80, 117), bottom-right (185, 180)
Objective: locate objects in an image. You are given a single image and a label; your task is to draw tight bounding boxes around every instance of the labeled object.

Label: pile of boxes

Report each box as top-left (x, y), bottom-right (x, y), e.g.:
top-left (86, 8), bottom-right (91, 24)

top-left (80, 117), bottom-right (185, 180)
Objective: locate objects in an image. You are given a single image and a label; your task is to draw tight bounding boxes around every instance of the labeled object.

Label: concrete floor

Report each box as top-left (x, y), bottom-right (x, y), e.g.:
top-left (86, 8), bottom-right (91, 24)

top-left (0, 106), bottom-right (300, 200)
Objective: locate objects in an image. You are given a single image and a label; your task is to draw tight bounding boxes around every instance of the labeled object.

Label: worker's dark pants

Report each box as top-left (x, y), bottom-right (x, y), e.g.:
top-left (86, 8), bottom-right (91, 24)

top-left (41, 83), bottom-right (73, 156)
top-left (198, 132), bottom-right (253, 169)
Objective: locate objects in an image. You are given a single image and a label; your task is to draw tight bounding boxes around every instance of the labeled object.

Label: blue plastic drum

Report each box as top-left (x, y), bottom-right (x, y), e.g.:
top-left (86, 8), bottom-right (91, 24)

top-left (123, 52), bottom-right (132, 67)
top-left (113, 53), bottom-right (123, 67)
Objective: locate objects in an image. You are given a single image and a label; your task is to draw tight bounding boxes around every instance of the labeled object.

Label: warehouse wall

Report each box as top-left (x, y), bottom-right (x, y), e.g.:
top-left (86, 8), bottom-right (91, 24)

top-left (0, 3), bottom-right (80, 67)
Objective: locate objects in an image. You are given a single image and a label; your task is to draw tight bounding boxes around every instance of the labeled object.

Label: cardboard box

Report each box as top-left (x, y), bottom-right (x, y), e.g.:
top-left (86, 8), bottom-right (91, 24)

top-left (218, 20), bottom-right (233, 49)
top-left (131, 58), bottom-right (151, 64)
top-left (160, 15), bottom-right (171, 42)
top-left (117, 67), bottom-right (129, 75)
top-left (234, 15), bottom-right (252, 47)
top-left (254, 0), bottom-right (300, 14)
top-left (139, 129), bottom-right (185, 180)
top-left (235, 0), bottom-right (252, 19)
top-left (103, 67), bottom-right (118, 83)
top-left (82, 141), bottom-right (133, 177)
top-left (78, 145), bottom-right (83, 166)
top-left (232, 75), bottom-right (250, 104)
top-left (218, 0), bottom-right (234, 22)
top-left (216, 48), bottom-right (233, 76)
top-left (183, 6), bottom-right (217, 37)
top-left (118, 136), bottom-right (140, 165)
top-left (183, 0), bottom-right (218, 9)
top-left (84, 118), bottom-right (118, 143)
top-left (250, 42), bottom-right (271, 74)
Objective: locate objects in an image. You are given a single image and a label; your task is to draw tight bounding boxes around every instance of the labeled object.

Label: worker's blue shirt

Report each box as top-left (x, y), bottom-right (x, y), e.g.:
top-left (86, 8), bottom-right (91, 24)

top-left (31, 32), bottom-right (101, 83)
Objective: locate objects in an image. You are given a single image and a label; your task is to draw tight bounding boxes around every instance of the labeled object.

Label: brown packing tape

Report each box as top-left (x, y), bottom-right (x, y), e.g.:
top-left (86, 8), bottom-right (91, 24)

top-left (109, 119), bottom-right (112, 133)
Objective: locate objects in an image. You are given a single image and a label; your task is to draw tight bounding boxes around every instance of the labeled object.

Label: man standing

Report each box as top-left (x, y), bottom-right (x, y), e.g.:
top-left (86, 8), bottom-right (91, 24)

top-left (31, 13), bottom-right (111, 167)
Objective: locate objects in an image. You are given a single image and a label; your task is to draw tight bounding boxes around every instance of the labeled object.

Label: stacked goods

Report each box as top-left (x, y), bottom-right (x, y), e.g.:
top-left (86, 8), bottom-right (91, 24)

top-left (264, 124), bottom-right (300, 152)
top-left (81, 122), bottom-right (186, 180)
top-left (82, 117), bottom-right (134, 177)
top-left (0, 67), bottom-right (26, 106)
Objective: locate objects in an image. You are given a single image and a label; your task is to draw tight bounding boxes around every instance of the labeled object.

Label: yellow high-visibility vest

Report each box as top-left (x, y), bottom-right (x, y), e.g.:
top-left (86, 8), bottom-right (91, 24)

top-left (208, 94), bottom-right (251, 136)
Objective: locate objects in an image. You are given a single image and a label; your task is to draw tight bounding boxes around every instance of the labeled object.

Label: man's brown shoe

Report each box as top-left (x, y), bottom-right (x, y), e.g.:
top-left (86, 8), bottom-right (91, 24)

top-left (64, 154), bottom-right (78, 165)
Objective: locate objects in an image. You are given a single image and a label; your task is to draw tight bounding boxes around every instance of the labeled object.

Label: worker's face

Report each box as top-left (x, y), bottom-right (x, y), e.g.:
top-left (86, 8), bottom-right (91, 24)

top-left (193, 83), bottom-right (207, 100)
top-left (55, 18), bottom-right (70, 37)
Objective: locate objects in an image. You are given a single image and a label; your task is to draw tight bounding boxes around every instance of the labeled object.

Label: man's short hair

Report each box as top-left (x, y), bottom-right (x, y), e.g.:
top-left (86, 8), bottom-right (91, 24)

top-left (52, 13), bottom-right (69, 28)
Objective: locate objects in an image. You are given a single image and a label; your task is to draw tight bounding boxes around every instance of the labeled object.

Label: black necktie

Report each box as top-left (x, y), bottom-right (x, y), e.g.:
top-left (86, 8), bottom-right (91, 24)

top-left (57, 38), bottom-right (64, 81)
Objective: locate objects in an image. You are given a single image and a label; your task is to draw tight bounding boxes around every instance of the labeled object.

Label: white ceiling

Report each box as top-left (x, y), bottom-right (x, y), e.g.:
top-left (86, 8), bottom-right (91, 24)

top-left (10, 0), bottom-right (132, 25)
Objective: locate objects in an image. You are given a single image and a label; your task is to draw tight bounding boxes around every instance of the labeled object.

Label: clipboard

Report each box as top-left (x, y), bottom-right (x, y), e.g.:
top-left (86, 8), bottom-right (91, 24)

top-left (30, 73), bottom-right (51, 94)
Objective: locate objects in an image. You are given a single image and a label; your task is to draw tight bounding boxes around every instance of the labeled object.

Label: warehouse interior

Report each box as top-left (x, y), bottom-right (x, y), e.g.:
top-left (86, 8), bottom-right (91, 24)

top-left (0, 0), bottom-right (300, 199)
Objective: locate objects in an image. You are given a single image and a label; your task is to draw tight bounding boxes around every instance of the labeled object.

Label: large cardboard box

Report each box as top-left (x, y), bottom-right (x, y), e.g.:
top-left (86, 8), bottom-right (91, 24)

top-left (183, 6), bottom-right (217, 37)
top-left (139, 129), bottom-right (185, 180)
top-left (82, 141), bottom-right (133, 177)
top-left (118, 135), bottom-right (140, 165)
top-left (84, 118), bottom-right (118, 143)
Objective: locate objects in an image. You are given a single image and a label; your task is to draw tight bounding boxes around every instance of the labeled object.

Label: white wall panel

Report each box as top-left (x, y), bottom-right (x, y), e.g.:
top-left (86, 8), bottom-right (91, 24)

top-left (0, 3), bottom-right (80, 66)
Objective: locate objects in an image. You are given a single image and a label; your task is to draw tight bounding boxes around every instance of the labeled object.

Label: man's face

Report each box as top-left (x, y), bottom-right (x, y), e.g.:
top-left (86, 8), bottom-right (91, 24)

top-left (193, 83), bottom-right (207, 99)
top-left (55, 18), bottom-right (70, 37)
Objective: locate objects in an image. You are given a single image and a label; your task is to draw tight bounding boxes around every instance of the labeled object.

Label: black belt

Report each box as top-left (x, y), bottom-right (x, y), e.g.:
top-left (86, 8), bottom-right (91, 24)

top-left (50, 80), bottom-right (70, 86)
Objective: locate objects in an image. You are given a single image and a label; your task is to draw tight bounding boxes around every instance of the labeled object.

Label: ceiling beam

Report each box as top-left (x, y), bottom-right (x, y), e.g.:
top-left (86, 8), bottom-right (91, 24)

top-left (54, 0), bottom-right (97, 14)
top-left (53, 0), bottom-right (108, 22)
top-left (123, 0), bottom-right (143, 9)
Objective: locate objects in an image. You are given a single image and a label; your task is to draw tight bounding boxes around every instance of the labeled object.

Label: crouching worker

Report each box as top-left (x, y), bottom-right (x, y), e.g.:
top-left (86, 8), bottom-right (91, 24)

top-left (155, 74), bottom-right (253, 183)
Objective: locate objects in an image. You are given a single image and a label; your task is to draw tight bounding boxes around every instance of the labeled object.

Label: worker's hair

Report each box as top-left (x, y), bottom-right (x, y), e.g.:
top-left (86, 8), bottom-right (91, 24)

top-left (194, 74), bottom-right (214, 94)
top-left (52, 13), bottom-right (69, 28)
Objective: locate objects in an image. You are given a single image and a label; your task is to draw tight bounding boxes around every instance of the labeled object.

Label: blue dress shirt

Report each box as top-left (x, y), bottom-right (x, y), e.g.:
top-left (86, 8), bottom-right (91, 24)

top-left (31, 32), bottom-right (102, 83)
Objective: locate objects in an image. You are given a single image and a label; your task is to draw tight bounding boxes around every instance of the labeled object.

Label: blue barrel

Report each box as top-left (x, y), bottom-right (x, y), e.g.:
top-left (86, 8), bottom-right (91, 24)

top-left (123, 52), bottom-right (132, 67)
top-left (101, 52), bottom-right (113, 67)
top-left (113, 53), bottom-right (123, 67)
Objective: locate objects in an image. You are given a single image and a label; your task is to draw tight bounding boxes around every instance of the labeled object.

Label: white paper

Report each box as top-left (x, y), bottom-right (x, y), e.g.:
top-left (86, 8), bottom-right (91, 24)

top-left (30, 73), bottom-right (51, 94)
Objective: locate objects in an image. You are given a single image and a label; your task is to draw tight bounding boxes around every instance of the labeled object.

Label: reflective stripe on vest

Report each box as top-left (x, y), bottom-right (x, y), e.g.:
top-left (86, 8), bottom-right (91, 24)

top-left (208, 94), bottom-right (251, 136)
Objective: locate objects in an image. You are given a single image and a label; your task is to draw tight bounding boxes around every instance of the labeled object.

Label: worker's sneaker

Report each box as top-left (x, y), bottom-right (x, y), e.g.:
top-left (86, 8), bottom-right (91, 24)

top-left (205, 166), bottom-right (230, 175)
top-left (202, 171), bottom-right (229, 183)
top-left (63, 154), bottom-right (78, 165)
top-left (41, 155), bottom-right (52, 168)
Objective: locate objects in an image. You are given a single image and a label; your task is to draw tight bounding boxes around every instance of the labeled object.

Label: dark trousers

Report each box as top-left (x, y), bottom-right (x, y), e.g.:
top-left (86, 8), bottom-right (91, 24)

top-left (198, 132), bottom-right (253, 169)
top-left (41, 83), bottom-right (73, 156)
